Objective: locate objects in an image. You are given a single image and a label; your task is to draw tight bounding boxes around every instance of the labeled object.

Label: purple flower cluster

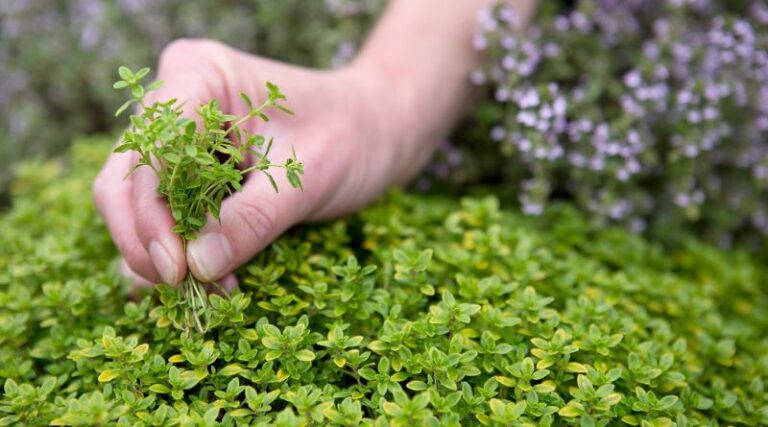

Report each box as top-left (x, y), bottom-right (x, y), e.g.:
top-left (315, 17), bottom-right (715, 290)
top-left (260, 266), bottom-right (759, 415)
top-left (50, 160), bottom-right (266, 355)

top-left (495, 83), bottom-right (568, 163)
top-left (470, 0), bottom-right (768, 243)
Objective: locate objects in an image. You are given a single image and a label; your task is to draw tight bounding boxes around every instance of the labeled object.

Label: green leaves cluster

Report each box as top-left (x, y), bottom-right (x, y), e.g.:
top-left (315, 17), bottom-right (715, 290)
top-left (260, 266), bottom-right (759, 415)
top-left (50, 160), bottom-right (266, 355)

top-left (112, 66), bottom-right (303, 334)
top-left (0, 140), bottom-right (767, 425)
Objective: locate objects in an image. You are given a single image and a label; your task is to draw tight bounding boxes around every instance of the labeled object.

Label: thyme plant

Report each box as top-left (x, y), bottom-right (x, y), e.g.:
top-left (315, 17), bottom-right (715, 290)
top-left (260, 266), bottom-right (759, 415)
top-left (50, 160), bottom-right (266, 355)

top-left (463, 0), bottom-right (768, 244)
top-left (1, 141), bottom-right (767, 425)
top-left (113, 66), bottom-right (303, 333)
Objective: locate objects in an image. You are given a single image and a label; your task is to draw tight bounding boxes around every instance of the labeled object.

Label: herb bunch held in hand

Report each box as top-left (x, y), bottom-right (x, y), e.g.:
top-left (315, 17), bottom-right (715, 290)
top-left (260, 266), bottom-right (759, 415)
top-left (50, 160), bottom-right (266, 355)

top-left (113, 66), bottom-right (303, 333)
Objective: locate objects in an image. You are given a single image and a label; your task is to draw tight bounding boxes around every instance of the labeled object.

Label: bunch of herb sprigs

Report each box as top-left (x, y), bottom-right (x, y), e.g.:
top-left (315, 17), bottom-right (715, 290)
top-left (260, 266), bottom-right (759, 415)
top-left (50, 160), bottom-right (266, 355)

top-left (112, 66), bottom-right (303, 334)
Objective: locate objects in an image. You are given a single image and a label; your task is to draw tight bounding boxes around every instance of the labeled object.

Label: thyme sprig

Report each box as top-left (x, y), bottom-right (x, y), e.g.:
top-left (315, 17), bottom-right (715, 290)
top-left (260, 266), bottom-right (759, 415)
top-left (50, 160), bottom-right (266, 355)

top-left (113, 66), bottom-right (303, 333)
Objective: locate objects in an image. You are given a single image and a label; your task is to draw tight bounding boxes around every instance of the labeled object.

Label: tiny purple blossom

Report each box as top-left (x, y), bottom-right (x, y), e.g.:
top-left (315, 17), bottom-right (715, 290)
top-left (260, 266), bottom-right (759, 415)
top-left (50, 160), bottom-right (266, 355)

top-left (517, 88), bottom-right (540, 108)
top-left (498, 6), bottom-right (518, 27)
top-left (490, 126), bottom-right (506, 142)
top-left (469, 70), bottom-right (486, 85)
top-left (624, 70), bottom-right (642, 88)
top-left (501, 55), bottom-right (517, 71)
top-left (472, 34), bottom-right (488, 51)
top-left (501, 35), bottom-right (517, 50)
top-left (495, 87), bottom-right (511, 102)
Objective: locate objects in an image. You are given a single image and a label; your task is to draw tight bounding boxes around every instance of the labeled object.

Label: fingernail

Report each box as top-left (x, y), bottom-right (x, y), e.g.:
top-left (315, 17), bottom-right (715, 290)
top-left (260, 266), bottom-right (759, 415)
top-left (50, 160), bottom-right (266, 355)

top-left (149, 240), bottom-right (178, 284)
top-left (187, 233), bottom-right (233, 282)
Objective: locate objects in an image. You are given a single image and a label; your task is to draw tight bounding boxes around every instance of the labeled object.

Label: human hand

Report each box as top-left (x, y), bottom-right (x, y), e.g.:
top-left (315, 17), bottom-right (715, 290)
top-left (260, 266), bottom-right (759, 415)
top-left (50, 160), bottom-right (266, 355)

top-left (93, 38), bottom-right (426, 288)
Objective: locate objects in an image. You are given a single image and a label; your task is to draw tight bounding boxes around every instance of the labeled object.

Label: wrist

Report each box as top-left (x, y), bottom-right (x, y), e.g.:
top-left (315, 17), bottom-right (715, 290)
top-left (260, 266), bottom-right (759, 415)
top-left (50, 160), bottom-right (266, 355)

top-left (337, 61), bottom-right (424, 183)
top-left (345, 57), bottom-right (437, 184)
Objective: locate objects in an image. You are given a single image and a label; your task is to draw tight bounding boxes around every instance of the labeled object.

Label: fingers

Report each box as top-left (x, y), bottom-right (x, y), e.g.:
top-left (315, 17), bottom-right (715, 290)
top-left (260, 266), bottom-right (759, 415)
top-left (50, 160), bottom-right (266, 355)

top-left (152, 39), bottom-right (231, 120)
top-left (96, 39), bottom-right (246, 287)
top-left (131, 166), bottom-right (186, 285)
top-left (186, 172), bottom-right (306, 282)
top-left (93, 152), bottom-right (163, 283)
top-left (120, 257), bottom-right (237, 299)
top-left (94, 152), bottom-right (185, 285)
top-left (119, 39), bottom-right (233, 284)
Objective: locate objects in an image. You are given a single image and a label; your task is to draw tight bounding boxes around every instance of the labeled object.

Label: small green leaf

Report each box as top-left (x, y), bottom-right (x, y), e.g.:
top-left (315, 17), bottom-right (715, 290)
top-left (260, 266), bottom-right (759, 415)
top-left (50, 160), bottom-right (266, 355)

top-left (240, 92), bottom-right (253, 109)
top-left (276, 104), bottom-right (295, 115)
top-left (149, 384), bottom-right (171, 394)
top-left (135, 67), bottom-right (150, 80)
top-left (98, 369), bottom-right (120, 382)
top-left (382, 402), bottom-right (403, 417)
top-left (146, 80), bottom-right (164, 92)
top-left (265, 350), bottom-right (282, 361)
top-left (185, 145), bottom-right (198, 158)
top-left (407, 381), bottom-right (429, 391)
top-left (3, 379), bottom-right (18, 395)
top-left (115, 99), bottom-right (134, 117)
top-left (295, 349), bottom-right (316, 362)
top-left (162, 152), bottom-right (182, 164)
top-left (118, 66), bottom-right (133, 81)
top-left (219, 364), bottom-right (244, 376)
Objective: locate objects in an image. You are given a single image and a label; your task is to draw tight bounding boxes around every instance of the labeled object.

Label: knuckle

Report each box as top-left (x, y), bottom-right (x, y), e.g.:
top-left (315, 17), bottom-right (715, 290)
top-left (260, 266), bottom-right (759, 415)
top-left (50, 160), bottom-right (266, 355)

top-left (160, 38), bottom-right (223, 66)
top-left (132, 204), bottom-right (152, 229)
top-left (233, 198), bottom-right (276, 247)
top-left (160, 38), bottom-right (199, 59)
top-left (132, 202), bottom-right (162, 239)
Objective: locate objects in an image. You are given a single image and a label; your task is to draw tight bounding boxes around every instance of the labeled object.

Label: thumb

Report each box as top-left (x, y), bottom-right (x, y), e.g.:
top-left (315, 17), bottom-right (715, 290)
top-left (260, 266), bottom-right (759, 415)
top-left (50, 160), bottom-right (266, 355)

top-left (186, 173), bottom-right (307, 282)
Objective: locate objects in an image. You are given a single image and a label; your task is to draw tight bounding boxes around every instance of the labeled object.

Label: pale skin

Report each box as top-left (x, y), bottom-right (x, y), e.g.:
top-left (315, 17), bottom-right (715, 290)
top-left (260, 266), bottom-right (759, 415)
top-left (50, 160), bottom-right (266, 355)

top-left (92, 0), bottom-right (537, 288)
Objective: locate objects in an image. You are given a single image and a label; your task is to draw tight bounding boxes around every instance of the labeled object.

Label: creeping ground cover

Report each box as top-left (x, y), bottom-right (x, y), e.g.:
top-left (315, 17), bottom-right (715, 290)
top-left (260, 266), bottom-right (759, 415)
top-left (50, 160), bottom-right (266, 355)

top-left (0, 140), bottom-right (767, 426)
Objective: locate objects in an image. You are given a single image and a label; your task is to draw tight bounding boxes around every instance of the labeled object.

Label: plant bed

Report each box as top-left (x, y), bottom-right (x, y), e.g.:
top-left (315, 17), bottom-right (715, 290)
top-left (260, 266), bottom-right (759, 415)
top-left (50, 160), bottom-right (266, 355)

top-left (0, 139), bottom-right (766, 426)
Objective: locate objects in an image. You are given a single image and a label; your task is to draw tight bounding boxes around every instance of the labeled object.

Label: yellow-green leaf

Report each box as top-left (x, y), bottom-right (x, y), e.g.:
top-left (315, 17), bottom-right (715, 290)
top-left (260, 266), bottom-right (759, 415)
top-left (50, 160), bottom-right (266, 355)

top-left (132, 343), bottom-right (149, 359)
top-left (240, 329), bottom-right (259, 340)
top-left (382, 402), bottom-right (403, 417)
top-left (156, 316), bottom-right (171, 328)
top-left (566, 362), bottom-right (588, 373)
top-left (98, 369), bottom-right (120, 383)
top-left (368, 341), bottom-right (387, 353)
top-left (558, 402), bottom-right (583, 417)
top-left (601, 392), bottom-right (622, 406)
top-left (488, 398), bottom-right (506, 416)
top-left (149, 384), bottom-right (171, 394)
top-left (495, 375), bottom-right (516, 387)
top-left (219, 364), bottom-right (243, 376)
top-left (229, 408), bottom-right (251, 418)
top-left (276, 369), bottom-right (290, 382)
top-left (295, 349), bottom-right (316, 362)
top-left (533, 381), bottom-right (556, 393)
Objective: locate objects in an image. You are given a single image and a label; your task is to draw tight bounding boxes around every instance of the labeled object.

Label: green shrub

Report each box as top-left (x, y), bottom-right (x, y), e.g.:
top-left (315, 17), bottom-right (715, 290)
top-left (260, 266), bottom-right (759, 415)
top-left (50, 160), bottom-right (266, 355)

top-left (1, 139), bottom-right (767, 426)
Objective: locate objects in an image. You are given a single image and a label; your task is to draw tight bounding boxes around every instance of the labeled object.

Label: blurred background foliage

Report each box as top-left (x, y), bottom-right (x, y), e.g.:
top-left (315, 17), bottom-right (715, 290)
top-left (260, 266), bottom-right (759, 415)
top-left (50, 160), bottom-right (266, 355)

top-left (1, 0), bottom-right (767, 253)
top-left (0, 0), bottom-right (382, 197)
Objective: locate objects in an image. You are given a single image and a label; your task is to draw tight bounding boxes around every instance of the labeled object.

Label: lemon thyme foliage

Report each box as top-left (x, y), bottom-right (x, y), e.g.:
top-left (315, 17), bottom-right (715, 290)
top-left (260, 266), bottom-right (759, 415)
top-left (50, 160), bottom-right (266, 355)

top-left (112, 66), bottom-right (303, 333)
top-left (1, 140), bottom-right (767, 425)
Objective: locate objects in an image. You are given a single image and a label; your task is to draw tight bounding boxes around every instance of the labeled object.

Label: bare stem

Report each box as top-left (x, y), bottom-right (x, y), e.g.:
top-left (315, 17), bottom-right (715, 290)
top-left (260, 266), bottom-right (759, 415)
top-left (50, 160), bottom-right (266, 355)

top-left (182, 273), bottom-right (209, 334)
